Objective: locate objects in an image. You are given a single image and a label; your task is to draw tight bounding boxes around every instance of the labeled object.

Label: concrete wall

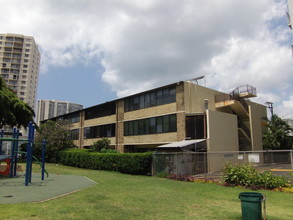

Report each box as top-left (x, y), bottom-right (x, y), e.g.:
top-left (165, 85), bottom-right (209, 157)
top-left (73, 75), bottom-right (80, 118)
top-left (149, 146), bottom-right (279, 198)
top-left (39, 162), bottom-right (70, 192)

top-left (184, 82), bottom-right (224, 113)
top-left (206, 110), bottom-right (239, 172)
top-left (247, 101), bottom-right (267, 151)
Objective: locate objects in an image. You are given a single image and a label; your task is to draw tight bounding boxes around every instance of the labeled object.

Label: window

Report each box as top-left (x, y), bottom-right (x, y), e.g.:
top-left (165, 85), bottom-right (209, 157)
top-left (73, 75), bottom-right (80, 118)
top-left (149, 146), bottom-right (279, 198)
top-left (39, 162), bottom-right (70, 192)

top-left (23, 65), bottom-right (28, 68)
top-left (25, 49), bottom-right (30, 52)
top-left (124, 114), bottom-right (177, 136)
top-left (139, 95), bottom-right (145, 109)
top-left (24, 59), bottom-right (29, 63)
top-left (20, 92), bottom-right (25, 95)
top-left (25, 54), bottom-right (29, 57)
top-left (124, 86), bottom-right (176, 112)
top-left (84, 123), bottom-right (115, 139)
top-left (69, 129), bottom-right (79, 140)
top-left (156, 116), bottom-right (163, 133)
top-left (144, 93), bottom-right (150, 108)
top-left (85, 102), bottom-right (116, 120)
top-left (63, 112), bottom-right (80, 123)
top-left (26, 44), bottom-right (31, 47)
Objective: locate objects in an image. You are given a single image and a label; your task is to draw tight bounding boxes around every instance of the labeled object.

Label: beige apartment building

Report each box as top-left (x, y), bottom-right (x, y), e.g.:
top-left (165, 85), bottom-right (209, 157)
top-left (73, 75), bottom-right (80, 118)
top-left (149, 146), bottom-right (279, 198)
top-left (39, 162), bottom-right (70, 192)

top-left (48, 81), bottom-right (267, 153)
top-left (0, 33), bottom-right (41, 110)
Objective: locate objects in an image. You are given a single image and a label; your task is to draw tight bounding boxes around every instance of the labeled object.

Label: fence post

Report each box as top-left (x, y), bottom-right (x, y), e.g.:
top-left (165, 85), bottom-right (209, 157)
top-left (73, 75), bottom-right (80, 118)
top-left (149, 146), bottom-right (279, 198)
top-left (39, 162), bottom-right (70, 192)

top-left (291, 150), bottom-right (293, 176)
top-left (152, 153), bottom-right (155, 176)
top-left (204, 152), bottom-right (207, 179)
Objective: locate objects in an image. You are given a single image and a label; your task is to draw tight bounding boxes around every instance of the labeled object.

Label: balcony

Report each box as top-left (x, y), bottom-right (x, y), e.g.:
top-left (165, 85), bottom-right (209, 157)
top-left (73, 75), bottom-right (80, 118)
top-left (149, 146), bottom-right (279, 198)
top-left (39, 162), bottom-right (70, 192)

top-left (215, 84), bottom-right (256, 119)
top-left (230, 84), bottom-right (257, 99)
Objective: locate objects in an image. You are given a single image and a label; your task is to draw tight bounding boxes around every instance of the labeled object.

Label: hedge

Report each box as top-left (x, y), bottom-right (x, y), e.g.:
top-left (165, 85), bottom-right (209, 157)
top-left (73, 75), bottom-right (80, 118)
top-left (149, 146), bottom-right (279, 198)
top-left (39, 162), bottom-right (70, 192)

top-left (57, 149), bottom-right (153, 175)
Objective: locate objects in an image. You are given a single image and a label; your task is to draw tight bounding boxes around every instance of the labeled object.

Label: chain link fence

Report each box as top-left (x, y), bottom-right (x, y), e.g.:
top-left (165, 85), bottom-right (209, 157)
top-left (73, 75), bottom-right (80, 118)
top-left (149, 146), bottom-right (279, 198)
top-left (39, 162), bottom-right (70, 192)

top-left (152, 150), bottom-right (293, 177)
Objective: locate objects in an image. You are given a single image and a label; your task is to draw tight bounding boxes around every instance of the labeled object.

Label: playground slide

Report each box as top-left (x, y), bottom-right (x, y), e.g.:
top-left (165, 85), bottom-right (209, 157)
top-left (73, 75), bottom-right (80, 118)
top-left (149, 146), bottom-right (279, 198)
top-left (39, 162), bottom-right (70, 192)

top-left (0, 153), bottom-right (48, 177)
top-left (0, 155), bottom-right (11, 176)
top-left (18, 151), bottom-right (49, 177)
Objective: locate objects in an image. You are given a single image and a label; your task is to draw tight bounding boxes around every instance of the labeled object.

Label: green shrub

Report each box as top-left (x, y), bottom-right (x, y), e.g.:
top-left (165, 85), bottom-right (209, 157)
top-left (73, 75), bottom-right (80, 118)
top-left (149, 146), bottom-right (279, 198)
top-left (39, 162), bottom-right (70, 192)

top-left (100, 148), bottom-right (119, 153)
top-left (223, 163), bottom-right (291, 190)
top-left (258, 171), bottom-right (290, 189)
top-left (58, 149), bottom-right (152, 175)
top-left (89, 138), bottom-right (111, 152)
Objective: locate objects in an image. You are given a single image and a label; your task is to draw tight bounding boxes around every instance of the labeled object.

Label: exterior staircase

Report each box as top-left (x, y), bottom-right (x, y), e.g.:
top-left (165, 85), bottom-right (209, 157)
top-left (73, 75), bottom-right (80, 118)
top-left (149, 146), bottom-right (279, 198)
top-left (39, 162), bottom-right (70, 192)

top-left (215, 85), bottom-right (257, 151)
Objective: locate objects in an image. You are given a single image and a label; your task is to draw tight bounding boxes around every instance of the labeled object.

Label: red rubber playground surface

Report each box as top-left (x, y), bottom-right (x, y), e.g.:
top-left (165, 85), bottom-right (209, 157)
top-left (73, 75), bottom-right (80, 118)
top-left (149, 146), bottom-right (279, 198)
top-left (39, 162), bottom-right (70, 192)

top-left (0, 172), bottom-right (97, 204)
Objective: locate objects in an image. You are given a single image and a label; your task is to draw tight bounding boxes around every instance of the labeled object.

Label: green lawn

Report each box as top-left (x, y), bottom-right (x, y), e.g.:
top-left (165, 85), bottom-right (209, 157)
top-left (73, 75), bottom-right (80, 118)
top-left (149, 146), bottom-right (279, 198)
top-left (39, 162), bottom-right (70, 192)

top-left (0, 164), bottom-right (292, 220)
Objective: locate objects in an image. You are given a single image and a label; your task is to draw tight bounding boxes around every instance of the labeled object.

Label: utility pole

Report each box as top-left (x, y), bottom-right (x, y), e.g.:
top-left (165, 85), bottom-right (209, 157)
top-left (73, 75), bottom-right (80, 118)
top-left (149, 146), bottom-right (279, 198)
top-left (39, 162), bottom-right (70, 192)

top-left (265, 102), bottom-right (274, 119)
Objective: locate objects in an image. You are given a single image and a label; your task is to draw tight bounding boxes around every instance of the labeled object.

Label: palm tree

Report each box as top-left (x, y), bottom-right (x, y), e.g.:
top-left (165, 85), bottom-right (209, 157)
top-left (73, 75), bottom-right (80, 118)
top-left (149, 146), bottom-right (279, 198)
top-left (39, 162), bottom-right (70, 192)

top-left (263, 114), bottom-right (293, 149)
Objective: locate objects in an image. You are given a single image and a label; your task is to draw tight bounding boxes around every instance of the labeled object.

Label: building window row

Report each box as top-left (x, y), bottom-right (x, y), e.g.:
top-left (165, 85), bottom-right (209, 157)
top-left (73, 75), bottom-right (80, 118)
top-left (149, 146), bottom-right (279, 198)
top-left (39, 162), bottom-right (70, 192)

top-left (84, 123), bottom-right (116, 139)
top-left (63, 112), bottom-right (80, 123)
top-left (124, 114), bottom-right (177, 136)
top-left (84, 102), bottom-right (116, 120)
top-left (69, 129), bottom-right (79, 140)
top-left (124, 86), bottom-right (176, 112)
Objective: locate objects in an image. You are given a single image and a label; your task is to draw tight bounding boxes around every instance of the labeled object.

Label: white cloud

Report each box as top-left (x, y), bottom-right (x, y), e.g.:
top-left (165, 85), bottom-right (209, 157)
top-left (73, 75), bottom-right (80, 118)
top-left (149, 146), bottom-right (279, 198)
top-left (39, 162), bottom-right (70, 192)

top-left (1, 0), bottom-right (293, 117)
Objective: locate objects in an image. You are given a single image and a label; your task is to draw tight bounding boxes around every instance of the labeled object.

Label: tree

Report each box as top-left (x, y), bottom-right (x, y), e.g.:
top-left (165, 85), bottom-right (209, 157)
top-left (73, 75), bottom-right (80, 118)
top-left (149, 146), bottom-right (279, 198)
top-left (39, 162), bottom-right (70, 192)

top-left (34, 120), bottom-right (75, 162)
top-left (0, 77), bottom-right (35, 127)
top-left (263, 114), bottom-right (293, 150)
top-left (89, 137), bottom-right (111, 152)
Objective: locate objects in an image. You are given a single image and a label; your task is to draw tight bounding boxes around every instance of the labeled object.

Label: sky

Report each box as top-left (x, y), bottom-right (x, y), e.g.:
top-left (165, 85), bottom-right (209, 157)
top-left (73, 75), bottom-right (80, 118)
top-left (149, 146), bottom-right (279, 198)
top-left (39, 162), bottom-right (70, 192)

top-left (1, 0), bottom-right (293, 118)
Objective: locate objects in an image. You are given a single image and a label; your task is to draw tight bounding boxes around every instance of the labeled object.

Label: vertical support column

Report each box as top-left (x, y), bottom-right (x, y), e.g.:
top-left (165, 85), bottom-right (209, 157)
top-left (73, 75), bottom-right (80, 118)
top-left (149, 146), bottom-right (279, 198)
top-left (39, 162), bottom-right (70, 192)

top-left (13, 129), bottom-right (19, 176)
top-left (25, 122), bottom-right (33, 186)
top-left (0, 129), bottom-right (3, 155)
top-left (29, 123), bottom-right (35, 183)
top-left (10, 128), bottom-right (17, 177)
top-left (41, 139), bottom-right (46, 181)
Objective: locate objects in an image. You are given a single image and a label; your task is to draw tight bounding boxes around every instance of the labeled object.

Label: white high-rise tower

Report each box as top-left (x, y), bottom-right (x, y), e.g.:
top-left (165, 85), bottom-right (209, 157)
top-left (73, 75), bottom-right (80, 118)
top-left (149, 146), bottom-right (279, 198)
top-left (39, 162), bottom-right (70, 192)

top-left (0, 33), bottom-right (41, 110)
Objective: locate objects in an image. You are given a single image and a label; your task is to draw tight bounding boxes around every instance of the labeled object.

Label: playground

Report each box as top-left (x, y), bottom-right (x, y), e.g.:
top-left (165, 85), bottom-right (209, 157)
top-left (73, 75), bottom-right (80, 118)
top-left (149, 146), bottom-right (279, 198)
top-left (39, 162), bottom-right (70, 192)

top-left (0, 122), bottom-right (96, 204)
top-left (0, 171), bottom-right (96, 204)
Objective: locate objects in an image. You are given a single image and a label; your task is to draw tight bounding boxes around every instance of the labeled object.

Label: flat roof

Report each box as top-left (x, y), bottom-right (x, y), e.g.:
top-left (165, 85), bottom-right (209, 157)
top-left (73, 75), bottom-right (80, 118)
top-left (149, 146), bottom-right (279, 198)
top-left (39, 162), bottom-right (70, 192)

top-left (157, 139), bottom-right (206, 148)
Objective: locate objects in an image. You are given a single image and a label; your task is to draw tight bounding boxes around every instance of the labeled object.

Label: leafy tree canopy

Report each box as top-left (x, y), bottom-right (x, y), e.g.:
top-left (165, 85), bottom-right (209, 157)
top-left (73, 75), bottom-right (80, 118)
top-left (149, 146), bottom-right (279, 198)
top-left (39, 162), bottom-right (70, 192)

top-left (263, 114), bottom-right (293, 150)
top-left (34, 120), bottom-right (75, 162)
top-left (0, 77), bottom-right (35, 127)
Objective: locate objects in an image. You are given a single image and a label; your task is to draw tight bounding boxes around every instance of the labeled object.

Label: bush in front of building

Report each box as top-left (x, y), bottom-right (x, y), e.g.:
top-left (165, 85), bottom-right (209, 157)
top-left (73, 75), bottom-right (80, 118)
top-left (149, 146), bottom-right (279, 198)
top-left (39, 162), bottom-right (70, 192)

top-left (223, 163), bottom-right (291, 190)
top-left (89, 138), bottom-right (119, 153)
top-left (58, 149), bottom-right (152, 175)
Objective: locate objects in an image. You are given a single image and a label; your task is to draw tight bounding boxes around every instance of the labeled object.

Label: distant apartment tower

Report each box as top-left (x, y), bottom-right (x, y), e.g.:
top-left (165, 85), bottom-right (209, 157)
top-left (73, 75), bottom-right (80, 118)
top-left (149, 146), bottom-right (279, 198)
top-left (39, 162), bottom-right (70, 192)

top-left (0, 33), bottom-right (41, 110)
top-left (36, 100), bottom-right (83, 125)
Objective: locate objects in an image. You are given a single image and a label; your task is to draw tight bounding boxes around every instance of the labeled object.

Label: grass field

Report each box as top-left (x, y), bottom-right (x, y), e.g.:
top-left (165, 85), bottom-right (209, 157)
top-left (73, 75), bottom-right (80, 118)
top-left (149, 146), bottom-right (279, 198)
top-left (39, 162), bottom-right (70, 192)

top-left (0, 164), bottom-right (292, 220)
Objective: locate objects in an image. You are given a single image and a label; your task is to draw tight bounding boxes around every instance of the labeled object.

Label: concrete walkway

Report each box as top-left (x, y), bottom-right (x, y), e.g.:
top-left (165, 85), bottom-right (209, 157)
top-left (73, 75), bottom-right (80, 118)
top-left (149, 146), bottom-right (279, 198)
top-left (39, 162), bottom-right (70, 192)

top-left (0, 173), bottom-right (97, 204)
